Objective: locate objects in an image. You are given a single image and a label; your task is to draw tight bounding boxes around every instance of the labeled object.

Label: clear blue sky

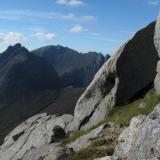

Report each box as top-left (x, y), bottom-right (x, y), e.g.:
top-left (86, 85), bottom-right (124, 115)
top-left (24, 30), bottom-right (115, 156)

top-left (0, 0), bottom-right (159, 55)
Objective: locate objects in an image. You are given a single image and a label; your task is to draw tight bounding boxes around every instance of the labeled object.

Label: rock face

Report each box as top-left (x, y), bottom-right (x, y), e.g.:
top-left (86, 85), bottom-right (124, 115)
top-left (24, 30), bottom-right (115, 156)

top-left (154, 15), bottom-right (160, 94)
top-left (0, 113), bottom-right (73, 160)
top-left (114, 104), bottom-right (160, 160)
top-left (70, 21), bottom-right (158, 131)
top-left (67, 123), bottom-right (122, 152)
top-left (23, 144), bottom-right (74, 160)
top-left (32, 45), bottom-right (106, 87)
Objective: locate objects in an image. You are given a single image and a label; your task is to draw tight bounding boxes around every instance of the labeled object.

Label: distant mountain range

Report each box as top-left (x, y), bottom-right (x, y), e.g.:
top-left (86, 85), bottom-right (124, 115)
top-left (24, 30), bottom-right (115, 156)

top-left (0, 43), bottom-right (109, 144)
top-left (32, 45), bottom-right (106, 87)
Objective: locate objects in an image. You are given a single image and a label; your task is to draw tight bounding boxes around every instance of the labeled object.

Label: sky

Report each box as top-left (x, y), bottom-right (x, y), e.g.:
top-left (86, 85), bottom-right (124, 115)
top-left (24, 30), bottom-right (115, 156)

top-left (0, 0), bottom-right (159, 55)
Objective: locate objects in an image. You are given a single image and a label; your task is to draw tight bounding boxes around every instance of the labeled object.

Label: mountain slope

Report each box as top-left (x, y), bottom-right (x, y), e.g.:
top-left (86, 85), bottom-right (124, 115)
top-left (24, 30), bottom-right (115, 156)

top-left (0, 44), bottom-right (62, 143)
top-left (31, 45), bottom-right (107, 87)
top-left (0, 44), bottom-right (103, 145)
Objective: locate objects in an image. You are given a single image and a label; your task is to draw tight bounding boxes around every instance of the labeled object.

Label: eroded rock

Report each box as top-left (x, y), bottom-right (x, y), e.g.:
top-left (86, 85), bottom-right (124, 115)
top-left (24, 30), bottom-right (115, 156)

top-left (114, 104), bottom-right (160, 160)
top-left (23, 144), bottom-right (74, 160)
top-left (0, 113), bottom-right (73, 160)
top-left (67, 123), bottom-right (123, 152)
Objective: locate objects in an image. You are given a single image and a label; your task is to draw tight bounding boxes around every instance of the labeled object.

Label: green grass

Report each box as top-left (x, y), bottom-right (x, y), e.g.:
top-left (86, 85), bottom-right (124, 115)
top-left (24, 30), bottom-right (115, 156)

top-left (102, 89), bottom-right (160, 126)
top-left (92, 139), bottom-right (108, 147)
top-left (64, 89), bottom-right (160, 160)
top-left (61, 130), bottom-right (91, 146)
top-left (62, 89), bottom-right (160, 147)
top-left (65, 146), bottom-right (114, 160)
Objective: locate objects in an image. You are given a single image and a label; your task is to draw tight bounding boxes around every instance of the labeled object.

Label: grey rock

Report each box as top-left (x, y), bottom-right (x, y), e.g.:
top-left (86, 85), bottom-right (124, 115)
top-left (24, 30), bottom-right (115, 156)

top-left (0, 113), bottom-right (73, 160)
top-left (114, 104), bottom-right (160, 160)
top-left (42, 147), bottom-right (74, 160)
top-left (138, 102), bottom-right (146, 109)
top-left (94, 156), bottom-right (118, 160)
top-left (69, 20), bottom-right (158, 131)
top-left (67, 123), bottom-right (123, 152)
top-left (23, 144), bottom-right (74, 160)
top-left (23, 143), bottom-right (59, 160)
top-left (154, 14), bottom-right (160, 57)
top-left (154, 15), bottom-right (160, 94)
top-left (94, 157), bottom-right (112, 160)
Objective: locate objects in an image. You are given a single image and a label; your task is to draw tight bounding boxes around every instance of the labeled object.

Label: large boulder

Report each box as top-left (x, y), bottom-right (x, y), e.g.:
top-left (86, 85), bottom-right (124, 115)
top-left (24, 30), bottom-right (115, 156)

top-left (0, 113), bottom-right (73, 160)
top-left (69, 21), bottom-right (158, 131)
top-left (154, 15), bottom-right (160, 94)
top-left (114, 104), bottom-right (160, 160)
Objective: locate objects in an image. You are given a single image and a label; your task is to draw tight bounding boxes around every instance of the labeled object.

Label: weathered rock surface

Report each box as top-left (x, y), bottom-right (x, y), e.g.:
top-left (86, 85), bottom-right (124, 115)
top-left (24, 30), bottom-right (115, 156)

top-left (23, 144), bottom-right (74, 160)
top-left (154, 15), bottom-right (160, 94)
top-left (70, 21), bottom-right (158, 131)
top-left (0, 113), bottom-right (73, 160)
top-left (67, 123), bottom-right (123, 152)
top-left (114, 104), bottom-right (160, 160)
top-left (94, 156), bottom-right (115, 160)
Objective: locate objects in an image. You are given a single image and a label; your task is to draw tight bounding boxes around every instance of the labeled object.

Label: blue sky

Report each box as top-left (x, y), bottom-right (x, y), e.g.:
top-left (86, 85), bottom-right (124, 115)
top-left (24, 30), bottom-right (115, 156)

top-left (0, 0), bottom-right (159, 55)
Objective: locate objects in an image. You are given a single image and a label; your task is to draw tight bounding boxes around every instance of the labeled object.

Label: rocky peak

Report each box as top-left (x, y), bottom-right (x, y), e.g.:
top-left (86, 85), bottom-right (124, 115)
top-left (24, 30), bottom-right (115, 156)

top-left (31, 45), bottom-right (106, 87)
top-left (1, 43), bottom-right (29, 61)
top-left (5, 43), bottom-right (23, 53)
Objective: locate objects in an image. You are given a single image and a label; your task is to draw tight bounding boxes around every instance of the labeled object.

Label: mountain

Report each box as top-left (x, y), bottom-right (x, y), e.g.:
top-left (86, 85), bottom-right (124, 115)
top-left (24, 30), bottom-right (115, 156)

top-left (31, 45), bottom-right (107, 87)
top-left (0, 44), bottom-right (106, 145)
top-left (0, 44), bottom-right (61, 143)
top-left (1, 17), bottom-right (160, 160)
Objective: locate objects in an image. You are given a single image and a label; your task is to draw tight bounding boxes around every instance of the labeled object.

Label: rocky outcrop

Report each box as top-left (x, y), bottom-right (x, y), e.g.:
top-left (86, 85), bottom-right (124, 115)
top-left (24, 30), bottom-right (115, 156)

top-left (69, 21), bottom-right (158, 131)
top-left (94, 157), bottom-right (115, 160)
top-left (23, 144), bottom-right (74, 160)
top-left (67, 123), bottom-right (123, 152)
top-left (0, 113), bottom-right (73, 160)
top-left (113, 104), bottom-right (160, 160)
top-left (154, 15), bottom-right (160, 94)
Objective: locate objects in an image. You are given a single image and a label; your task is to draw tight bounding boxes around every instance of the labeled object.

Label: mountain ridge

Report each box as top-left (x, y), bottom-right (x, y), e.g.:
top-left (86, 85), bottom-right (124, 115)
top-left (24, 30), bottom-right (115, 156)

top-left (0, 43), bottom-right (106, 145)
top-left (31, 45), bottom-right (108, 87)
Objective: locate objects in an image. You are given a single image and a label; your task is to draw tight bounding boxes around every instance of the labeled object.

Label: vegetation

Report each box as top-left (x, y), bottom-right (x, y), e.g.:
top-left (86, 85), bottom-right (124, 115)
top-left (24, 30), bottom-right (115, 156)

top-left (92, 139), bottom-right (108, 147)
top-left (61, 130), bottom-right (91, 146)
top-left (102, 89), bottom-right (160, 126)
top-left (62, 89), bottom-right (160, 146)
top-left (63, 89), bottom-right (160, 160)
top-left (65, 145), bottom-right (114, 160)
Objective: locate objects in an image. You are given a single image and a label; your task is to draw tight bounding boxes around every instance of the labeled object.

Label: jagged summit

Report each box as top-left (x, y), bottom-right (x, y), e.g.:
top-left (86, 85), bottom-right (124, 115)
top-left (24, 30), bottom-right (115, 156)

top-left (4, 43), bottom-right (23, 53)
top-left (32, 45), bottom-right (106, 87)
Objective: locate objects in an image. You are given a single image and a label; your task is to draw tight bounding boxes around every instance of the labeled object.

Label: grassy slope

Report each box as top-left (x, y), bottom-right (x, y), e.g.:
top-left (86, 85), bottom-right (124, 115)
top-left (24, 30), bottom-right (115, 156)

top-left (103, 89), bottom-right (160, 126)
top-left (63, 89), bottom-right (160, 160)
